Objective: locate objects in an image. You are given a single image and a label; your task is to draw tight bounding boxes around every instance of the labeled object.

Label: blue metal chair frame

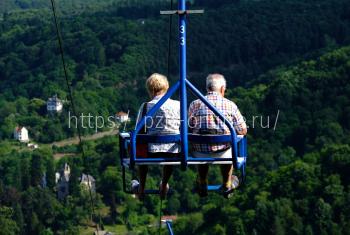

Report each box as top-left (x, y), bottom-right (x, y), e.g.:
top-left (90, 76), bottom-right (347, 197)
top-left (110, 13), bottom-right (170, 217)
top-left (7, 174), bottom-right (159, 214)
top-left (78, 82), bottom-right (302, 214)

top-left (119, 0), bottom-right (248, 194)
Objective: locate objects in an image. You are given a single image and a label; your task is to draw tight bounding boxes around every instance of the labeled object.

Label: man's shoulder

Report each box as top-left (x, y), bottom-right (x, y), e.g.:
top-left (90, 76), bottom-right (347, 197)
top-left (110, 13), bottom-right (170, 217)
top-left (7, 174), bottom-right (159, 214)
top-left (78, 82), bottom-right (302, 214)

top-left (223, 97), bottom-right (237, 109)
top-left (190, 98), bottom-right (201, 103)
top-left (189, 98), bottom-right (202, 107)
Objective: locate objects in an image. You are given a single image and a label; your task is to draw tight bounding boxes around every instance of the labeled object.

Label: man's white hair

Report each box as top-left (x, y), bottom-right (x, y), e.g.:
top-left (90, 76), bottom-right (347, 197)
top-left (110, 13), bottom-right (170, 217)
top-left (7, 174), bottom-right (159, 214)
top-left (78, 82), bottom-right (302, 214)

top-left (206, 74), bottom-right (226, 92)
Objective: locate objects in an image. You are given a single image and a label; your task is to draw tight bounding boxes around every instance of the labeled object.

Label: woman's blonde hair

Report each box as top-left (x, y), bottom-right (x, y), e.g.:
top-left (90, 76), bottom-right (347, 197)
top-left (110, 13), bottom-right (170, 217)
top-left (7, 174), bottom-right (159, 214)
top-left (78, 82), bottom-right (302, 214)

top-left (146, 73), bottom-right (169, 97)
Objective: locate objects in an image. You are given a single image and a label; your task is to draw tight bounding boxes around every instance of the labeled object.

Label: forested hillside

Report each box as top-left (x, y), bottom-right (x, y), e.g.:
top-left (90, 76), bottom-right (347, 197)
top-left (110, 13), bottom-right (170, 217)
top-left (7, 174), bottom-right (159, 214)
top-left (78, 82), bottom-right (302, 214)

top-left (169, 45), bottom-right (350, 235)
top-left (0, 0), bottom-right (349, 143)
top-left (0, 0), bottom-right (132, 14)
top-left (0, 43), bottom-right (349, 235)
top-left (0, 0), bottom-right (349, 234)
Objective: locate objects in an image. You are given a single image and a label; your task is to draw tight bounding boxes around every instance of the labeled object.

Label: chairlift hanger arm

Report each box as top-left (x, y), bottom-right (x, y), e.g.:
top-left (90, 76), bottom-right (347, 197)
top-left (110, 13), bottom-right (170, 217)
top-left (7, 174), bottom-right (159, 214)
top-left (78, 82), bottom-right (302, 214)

top-left (160, 9), bottom-right (204, 15)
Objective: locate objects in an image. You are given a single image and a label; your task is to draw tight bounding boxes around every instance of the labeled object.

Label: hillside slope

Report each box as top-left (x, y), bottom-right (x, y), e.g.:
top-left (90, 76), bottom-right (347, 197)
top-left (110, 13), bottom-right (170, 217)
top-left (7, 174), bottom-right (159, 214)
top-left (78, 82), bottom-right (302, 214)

top-left (0, 42), bottom-right (349, 235)
top-left (167, 45), bottom-right (350, 235)
top-left (0, 0), bottom-right (349, 143)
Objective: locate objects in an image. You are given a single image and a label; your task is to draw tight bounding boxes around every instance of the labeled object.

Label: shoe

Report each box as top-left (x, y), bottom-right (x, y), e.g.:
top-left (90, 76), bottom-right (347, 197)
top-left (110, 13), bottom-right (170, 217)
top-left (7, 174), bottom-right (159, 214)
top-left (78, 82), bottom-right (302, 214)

top-left (159, 181), bottom-right (169, 200)
top-left (131, 180), bottom-right (145, 201)
top-left (195, 180), bottom-right (208, 198)
top-left (131, 180), bottom-right (139, 194)
top-left (222, 175), bottom-right (239, 199)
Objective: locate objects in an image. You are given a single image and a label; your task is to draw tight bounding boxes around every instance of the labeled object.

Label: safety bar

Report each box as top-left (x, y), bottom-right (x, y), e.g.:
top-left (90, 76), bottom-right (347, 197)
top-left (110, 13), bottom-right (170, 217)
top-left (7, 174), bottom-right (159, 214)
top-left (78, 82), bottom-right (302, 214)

top-left (136, 134), bottom-right (244, 143)
top-left (136, 134), bottom-right (181, 143)
top-left (120, 132), bottom-right (246, 169)
top-left (189, 134), bottom-right (244, 143)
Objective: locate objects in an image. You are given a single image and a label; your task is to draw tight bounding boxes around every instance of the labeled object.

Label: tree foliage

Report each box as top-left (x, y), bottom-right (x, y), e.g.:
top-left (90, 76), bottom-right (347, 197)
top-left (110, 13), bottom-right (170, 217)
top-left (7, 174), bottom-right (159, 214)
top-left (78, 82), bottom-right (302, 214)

top-left (0, 0), bottom-right (350, 234)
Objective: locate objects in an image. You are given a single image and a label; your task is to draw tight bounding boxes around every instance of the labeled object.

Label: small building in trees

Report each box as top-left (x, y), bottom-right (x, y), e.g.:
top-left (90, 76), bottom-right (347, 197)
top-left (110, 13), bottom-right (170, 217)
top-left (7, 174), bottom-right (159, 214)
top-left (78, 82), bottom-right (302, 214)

top-left (47, 94), bottom-right (63, 112)
top-left (159, 215), bottom-right (178, 228)
top-left (94, 231), bottom-right (114, 235)
top-left (55, 163), bottom-right (71, 200)
top-left (115, 111), bottom-right (130, 123)
top-left (14, 126), bottom-right (29, 142)
top-left (27, 143), bottom-right (39, 149)
top-left (161, 215), bottom-right (177, 222)
top-left (80, 174), bottom-right (96, 193)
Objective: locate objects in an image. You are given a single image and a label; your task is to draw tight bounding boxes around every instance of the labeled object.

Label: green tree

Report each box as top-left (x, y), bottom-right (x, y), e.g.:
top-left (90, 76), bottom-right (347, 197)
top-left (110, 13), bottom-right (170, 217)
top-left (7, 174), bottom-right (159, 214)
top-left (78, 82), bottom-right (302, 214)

top-left (30, 153), bottom-right (44, 186)
top-left (100, 167), bottom-right (122, 223)
top-left (314, 199), bottom-right (333, 235)
top-left (0, 206), bottom-right (19, 235)
top-left (13, 203), bottom-right (24, 235)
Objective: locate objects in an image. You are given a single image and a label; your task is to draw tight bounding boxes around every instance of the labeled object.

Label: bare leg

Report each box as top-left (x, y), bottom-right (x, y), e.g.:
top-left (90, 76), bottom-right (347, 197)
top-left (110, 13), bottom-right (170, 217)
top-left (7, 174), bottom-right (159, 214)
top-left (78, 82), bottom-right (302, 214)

top-left (197, 165), bottom-right (209, 184)
top-left (161, 165), bottom-right (173, 186)
top-left (138, 165), bottom-right (148, 195)
top-left (220, 164), bottom-right (233, 188)
top-left (159, 165), bottom-right (173, 199)
top-left (196, 165), bottom-right (209, 197)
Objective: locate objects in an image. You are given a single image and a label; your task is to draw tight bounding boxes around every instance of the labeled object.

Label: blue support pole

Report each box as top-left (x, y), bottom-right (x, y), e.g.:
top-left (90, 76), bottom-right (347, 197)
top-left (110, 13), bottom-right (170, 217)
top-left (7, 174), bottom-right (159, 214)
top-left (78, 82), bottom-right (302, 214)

top-left (166, 220), bottom-right (174, 235)
top-left (179, 0), bottom-right (188, 170)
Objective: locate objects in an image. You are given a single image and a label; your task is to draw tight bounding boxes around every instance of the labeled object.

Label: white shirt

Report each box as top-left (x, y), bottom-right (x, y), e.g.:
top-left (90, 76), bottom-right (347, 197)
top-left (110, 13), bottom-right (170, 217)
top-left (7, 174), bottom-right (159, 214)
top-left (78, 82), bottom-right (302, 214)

top-left (135, 95), bottom-right (181, 153)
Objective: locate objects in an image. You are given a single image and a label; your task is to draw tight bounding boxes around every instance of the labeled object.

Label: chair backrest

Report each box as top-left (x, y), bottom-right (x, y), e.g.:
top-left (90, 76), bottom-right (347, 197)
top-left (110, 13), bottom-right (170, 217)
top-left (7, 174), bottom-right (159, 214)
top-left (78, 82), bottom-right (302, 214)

top-left (188, 134), bottom-right (232, 143)
top-left (136, 134), bottom-right (181, 144)
top-left (135, 134), bottom-right (238, 144)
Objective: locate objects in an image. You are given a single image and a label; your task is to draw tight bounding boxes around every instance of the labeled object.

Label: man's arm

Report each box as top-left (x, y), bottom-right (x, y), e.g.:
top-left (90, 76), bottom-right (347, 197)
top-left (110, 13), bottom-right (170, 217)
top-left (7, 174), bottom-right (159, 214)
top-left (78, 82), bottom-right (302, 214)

top-left (231, 103), bottom-right (247, 136)
top-left (188, 101), bottom-right (195, 132)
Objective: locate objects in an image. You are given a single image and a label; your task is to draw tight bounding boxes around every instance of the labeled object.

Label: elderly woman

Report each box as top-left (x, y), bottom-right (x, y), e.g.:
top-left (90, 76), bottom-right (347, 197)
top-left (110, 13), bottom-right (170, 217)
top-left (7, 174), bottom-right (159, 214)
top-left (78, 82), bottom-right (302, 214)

top-left (134, 73), bottom-right (180, 200)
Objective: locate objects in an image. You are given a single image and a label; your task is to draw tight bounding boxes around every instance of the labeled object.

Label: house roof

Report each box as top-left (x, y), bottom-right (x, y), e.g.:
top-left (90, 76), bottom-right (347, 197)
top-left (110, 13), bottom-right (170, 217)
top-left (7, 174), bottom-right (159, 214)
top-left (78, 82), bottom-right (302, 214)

top-left (63, 162), bottom-right (70, 170)
top-left (80, 173), bottom-right (95, 183)
top-left (15, 126), bottom-right (26, 132)
top-left (116, 111), bottom-right (128, 116)
top-left (57, 163), bottom-right (70, 182)
top-left (161, 215), bottom-right (178, 221)
top-left (47, 94), bottom-right (62, 102)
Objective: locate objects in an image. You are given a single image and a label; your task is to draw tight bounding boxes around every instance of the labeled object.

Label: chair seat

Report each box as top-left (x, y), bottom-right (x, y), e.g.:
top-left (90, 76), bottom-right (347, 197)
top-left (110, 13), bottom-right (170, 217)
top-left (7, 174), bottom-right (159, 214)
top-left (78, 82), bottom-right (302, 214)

top-left (122, 156), bottom-right (246, 167)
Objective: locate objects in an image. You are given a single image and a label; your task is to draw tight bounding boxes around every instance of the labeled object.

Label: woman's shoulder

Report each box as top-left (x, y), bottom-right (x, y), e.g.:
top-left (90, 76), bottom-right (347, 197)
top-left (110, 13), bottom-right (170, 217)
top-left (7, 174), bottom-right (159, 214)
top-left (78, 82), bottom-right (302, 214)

top-left (167, 99), bottom-right (180, 107)
top-left (159, 99), bottom-right (180, 112)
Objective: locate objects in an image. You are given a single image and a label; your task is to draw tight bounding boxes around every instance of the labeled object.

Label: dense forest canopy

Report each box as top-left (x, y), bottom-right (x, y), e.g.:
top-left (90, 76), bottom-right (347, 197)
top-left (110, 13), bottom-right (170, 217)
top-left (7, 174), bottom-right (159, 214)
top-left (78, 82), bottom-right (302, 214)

top-left (0, 0), bottom-right (349, 234)
top-left (0, 0), bottom-right (349, 143)
top-left (1, 44), bottom-right (349, 235)
top-left (0, 0), bottom-right (149, 14)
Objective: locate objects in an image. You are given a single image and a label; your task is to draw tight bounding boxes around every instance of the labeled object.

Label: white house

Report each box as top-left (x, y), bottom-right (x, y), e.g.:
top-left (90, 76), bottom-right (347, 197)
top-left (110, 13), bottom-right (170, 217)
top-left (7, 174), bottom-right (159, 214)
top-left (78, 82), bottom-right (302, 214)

top-left (80, 174), bottom-right (96, 193)
top-left (47, 94), bottom-right (63, 112)
top-left (115, 111), bottom-right (130, 123)
top-left (56, 163), bottom-right (71, 200)
top-left (14, 126), bottom-right (29, 142)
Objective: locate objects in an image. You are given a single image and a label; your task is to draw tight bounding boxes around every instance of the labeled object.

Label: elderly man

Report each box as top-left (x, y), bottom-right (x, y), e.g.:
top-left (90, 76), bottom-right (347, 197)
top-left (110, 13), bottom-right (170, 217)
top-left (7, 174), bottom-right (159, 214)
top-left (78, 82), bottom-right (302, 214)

top-left (188, 74), bottom-right (247, 198)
